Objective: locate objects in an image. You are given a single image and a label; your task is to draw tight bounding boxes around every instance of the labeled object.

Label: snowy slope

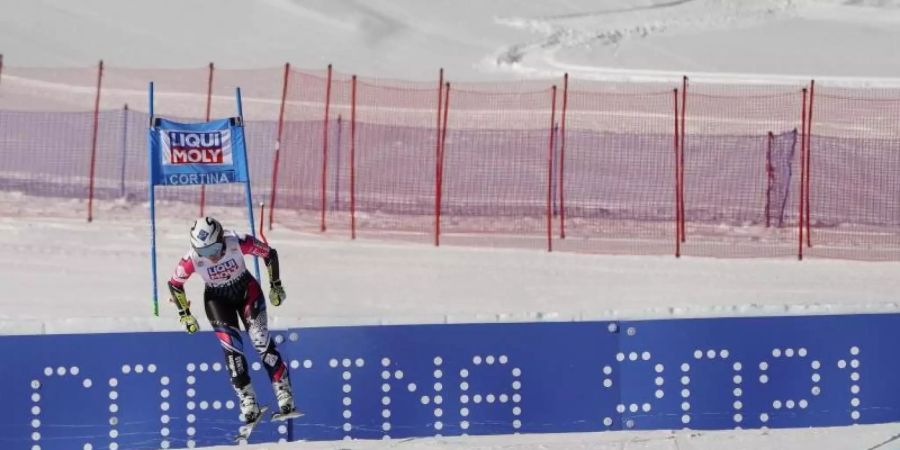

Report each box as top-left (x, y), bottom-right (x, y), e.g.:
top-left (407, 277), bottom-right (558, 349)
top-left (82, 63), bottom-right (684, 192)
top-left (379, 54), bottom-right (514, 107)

top-left (2, 0), bottom-right (900, 84)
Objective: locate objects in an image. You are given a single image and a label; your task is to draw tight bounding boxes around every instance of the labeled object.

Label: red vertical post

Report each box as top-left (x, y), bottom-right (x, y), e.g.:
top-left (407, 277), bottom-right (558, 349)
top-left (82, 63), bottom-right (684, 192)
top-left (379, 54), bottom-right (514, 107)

top-left (0, 54), bottom-right (4, 86)
top-left (680, 76), bottom-right (688, 242)
top-left (441, 83), bottom-right (450, 151)
top-left (269, 63), bottom-right (291, 230)
top-left (798, 88), bottom-right (807, 260)
top-left (205, 62), bottom-right (214, 120)
top-left (258, 203), bottom-right (268, 244)
top-left (434, 68), bottom-right (444, 246)
top-left (436, 82), bottom-right (451, 247)
top-left (765, 131), bottom-right (774, 228)
top-left (558, 73), bottom-right (569, 239)
top-left (87, 60), bottom-right (104, 222)
top-left (320, 64), bottom-right (333, 232)
top-left (806, 79), bottom-right (815, 248)
top-left (673, 88), bottom-right (681, 257)
top-left (350, 74), bottom-right (358, 240)
top-left (199, 62), bottom-right (214, 218)
top-left (547, 86), bottom-right (557, 252)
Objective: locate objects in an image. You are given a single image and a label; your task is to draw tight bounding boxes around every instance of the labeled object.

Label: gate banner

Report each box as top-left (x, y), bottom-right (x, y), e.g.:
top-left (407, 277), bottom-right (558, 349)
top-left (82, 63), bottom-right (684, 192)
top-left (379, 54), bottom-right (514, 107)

top-left (148, 117), bottom-right (248, 186)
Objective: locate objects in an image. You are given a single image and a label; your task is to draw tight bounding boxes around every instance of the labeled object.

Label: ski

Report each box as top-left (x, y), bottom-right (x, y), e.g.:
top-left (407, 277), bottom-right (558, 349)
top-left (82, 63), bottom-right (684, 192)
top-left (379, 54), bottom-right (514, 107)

top-left (233, 405), bottom-right (269, 443)
top-left (271, 409), bottom-right (304, 422)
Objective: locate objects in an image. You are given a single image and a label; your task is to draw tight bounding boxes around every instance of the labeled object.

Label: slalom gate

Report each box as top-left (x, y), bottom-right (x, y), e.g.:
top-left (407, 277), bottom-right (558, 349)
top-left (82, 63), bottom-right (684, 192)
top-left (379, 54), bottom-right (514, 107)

top-left (2, 313), bottom-right (898, 449)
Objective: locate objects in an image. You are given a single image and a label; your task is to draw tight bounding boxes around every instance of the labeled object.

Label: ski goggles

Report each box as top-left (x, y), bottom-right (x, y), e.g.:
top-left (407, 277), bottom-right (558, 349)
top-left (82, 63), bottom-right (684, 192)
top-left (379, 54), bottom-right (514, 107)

top-left (195, 242), bottom-right (224, 258)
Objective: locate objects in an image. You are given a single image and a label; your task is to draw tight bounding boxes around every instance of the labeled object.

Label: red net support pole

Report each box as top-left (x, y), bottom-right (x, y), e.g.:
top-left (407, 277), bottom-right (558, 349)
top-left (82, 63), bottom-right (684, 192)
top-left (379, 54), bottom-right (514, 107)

top-left (558, 73), bottom-right (569, 239)
top-left (258, 203), bottom-right (268, 244)
top-left (765, 131), bottom-right (774, 228)
top-left (547, 86), bottom-right (558, 253)
top-left (437, 82), bottom-right (451, 246)
top-left (798, 88), bottom-right (808, 261)
top-left (199, 62), bottom-right (214, 217)
top-left (350, 74), bottom-right (357, 240)
top-left (87, 59), bottom-right (104, 223)
top-left (334, 115), bottom-right (342, 211)
top-left (680, 76), bottom-right (688, 242)
top-left (673, 88), bottom-right (681, 257)
top-left (119, 104), bottom-right (129, 198)
top-left (434, 68), bottom-right (444, 246)
top-left (441, 83), bottom-right (450, 153)
top-left (320, 64), bottom-right (333, 232)
top-left (269, 63), bottom-right (291, 230)
top-left (805, 79), bottom-right (815, 248)
top-left (205, 63), bottom-right (214, 121)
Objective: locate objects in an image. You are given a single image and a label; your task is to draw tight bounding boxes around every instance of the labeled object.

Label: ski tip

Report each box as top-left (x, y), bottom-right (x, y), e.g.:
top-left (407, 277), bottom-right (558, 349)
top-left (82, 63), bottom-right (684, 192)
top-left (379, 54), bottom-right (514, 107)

top-left (271, 410), bottom-right (304, 421)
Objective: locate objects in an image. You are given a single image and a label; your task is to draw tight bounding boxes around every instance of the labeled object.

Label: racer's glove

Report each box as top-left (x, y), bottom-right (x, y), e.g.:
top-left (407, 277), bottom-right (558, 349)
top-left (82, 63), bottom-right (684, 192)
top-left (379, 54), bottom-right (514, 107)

top-left (270, 280), bottom-right (287, 307)
top-left (168, 281), bottom-right (198, 333)
top-left (179, 310), bottom-right (200, 334)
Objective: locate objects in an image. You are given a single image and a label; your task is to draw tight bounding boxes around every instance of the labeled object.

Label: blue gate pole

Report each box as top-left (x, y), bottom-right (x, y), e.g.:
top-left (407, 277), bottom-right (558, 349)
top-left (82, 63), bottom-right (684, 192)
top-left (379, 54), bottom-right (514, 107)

top-left (236, 87), bottom-right (262, 281)
top-left (148, 83), bottom-right (159, 316)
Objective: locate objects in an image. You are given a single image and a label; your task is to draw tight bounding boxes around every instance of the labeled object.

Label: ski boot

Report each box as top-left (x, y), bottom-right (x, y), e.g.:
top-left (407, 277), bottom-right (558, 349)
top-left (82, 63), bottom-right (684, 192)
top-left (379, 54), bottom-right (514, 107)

top-left (271, 377), bottom-right (302, 421)
top-left (233, 383), bottom-right (267, 443)
top-left (236, 383), bottom-right (262, 423)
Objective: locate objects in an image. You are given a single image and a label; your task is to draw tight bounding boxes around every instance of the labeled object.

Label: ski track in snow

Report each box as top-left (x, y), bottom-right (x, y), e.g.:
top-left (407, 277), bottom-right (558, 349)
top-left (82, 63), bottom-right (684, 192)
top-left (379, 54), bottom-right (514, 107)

top-left (491, 0), bottom-right (800, 71)
top-left (486, 0), bottom-right (900, 85)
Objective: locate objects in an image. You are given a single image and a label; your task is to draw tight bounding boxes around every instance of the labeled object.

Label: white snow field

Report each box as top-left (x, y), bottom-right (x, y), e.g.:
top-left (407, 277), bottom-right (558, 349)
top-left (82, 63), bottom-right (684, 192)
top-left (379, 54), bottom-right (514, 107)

top-left (2, 195), bottom-right (900, 449)
top-left (2, 194), bottom-right (900, 335)
top-left (3, 0), bottom-right (900, 449)
top-left (1, 0), bottom-right (900, 84)
top-left (197, 425), bottom-right (900, 450)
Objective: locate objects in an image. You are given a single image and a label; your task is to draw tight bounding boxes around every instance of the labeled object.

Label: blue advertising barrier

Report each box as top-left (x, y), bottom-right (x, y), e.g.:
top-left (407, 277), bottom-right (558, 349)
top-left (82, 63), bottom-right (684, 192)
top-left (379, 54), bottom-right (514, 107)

top-left (2, 314), bottom-right (898, 449)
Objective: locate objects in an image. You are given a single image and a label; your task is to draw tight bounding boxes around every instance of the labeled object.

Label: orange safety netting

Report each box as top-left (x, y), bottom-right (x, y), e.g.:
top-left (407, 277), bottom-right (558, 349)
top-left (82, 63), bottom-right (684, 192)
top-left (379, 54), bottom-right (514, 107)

top-left (2, 63), bottom-right (900, 260)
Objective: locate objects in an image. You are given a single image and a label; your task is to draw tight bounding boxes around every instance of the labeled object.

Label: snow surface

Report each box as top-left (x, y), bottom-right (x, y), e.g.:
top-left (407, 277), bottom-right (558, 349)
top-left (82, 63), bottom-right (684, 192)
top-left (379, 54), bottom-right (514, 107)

top-left (2, 193), bottom-right (899, 336)
top-left (4, 1), bottom-right (900, 449)
top-left (2, 196), bottom-right (898, 449)
top-left (193, 425), bottom-right (900, 450)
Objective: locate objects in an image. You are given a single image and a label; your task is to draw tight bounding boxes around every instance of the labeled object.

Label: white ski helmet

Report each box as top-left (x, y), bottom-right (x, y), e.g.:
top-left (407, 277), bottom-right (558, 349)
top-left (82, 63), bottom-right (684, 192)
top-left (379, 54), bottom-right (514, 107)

top-left (190, 216), bottom-right (225, 257)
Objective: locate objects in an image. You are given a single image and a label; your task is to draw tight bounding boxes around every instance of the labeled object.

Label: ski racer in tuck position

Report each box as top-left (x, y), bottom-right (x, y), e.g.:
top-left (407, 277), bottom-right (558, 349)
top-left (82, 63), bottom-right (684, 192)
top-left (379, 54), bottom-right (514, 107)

top-left (167, 216), bottom-right (295, 423)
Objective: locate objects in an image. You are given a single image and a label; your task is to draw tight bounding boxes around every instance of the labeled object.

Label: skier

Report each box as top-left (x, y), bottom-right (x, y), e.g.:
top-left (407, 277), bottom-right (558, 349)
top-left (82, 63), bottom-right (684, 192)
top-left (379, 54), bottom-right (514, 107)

top-left (167, 216), bottom-right (295, 424)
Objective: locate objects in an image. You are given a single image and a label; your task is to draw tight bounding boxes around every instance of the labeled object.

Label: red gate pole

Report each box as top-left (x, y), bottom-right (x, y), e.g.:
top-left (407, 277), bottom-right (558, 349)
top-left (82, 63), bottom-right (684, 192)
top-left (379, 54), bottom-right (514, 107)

top-left (350, 74), bottom-right (358, 240)
top-left (798, 88), bottom-right (808, 260)
top-left (547, 86), bottom-right (558, 252)
top-left (268, 63), bottom-right (291, 230)
top-left (559, 73), bottom-right (569, 239)
top-left (199, 62), bottom-right (214, 217)
top-left (673, 88), bottom-right (681, 257)
top-left (434, 68), bottom-right (444, 246)
top-left (680, 76), bottom-right (688, 242)
top-left (87, 60), bottom-right (104, 222)
top-left (320, 64), bottom-right (333, 232)
top-left (806, 79), bottom-right (815, 248)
